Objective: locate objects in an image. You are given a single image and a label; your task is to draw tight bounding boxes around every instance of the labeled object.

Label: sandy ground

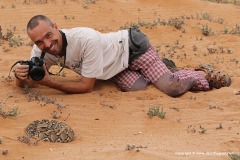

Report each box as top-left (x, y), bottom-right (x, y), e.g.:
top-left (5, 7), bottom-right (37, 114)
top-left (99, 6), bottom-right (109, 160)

top-left (1, 0), bottom-right (240, 160)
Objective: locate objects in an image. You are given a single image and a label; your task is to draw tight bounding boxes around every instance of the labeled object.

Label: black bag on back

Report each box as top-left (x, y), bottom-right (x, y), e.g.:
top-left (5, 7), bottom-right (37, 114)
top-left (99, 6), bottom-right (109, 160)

top-left (128, 26), bottom-right (150, 63)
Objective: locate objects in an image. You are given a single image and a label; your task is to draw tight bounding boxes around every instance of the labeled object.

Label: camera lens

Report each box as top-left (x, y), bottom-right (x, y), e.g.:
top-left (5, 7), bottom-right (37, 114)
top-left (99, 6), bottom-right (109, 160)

top-left (29, 67), bottom-right (45, 81)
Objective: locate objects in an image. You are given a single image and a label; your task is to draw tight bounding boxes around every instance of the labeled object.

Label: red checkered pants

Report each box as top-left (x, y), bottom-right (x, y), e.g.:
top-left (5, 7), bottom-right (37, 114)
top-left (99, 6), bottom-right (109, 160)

top-left (111, 47), bottom-right (210, 92)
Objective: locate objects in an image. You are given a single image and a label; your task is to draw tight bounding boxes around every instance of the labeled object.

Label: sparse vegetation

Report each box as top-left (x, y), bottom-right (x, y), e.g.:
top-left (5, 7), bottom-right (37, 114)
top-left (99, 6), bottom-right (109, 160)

top-left (229, 152), bottom-right (240, 160)
top-left (217, 17), bottom-right (225, 24)
top-left (167, 17), bottom-right (185, 29)
top-left (203, 0), bottom-right (240, 6)
top-left (126, 144), bottom-right (147, 152)
top-left (23, 86), bottom-right (68, 115)
top-left (223, 27), bottom-right (229, 34)
top-left (0, 26), bottom-right (15, 41)
top-left (199, 125), bottom-right (207, 134)
top-left (25, 90), bottom-right (61, 106)
top-left (201, 24), bottom-right (213, 36)
top-left (0, 107), bottom-right (19, 117)
top-left (1, 1), bottom-right (240, 159)
top-left (147, 105), bottom-right (166, 119)
top-left (230, 24), bottom-right (240, 34)
top-left (187, 125), bottom-right (207, 134)
top-left (119, 17), bottom-right (185, 30)
top-left (23, 0), bottom-right (48, 4)
top-left (207, 47), bottom-right (217, 54)
top-left (119, 13), bottom-right (238, 36)
top-left (8, 36), bottom-right (22, 47)
top-left (83, 0), bottom-right (96, 9)
top-left (201, 12), bottom-right (212, 21)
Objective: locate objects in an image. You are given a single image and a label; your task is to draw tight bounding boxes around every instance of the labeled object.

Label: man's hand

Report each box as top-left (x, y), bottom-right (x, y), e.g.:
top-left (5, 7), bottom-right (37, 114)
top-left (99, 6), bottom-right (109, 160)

top-left (14, 62), bottom-right (30, 80)
top-left (14, 61), bottom-right (37, 88)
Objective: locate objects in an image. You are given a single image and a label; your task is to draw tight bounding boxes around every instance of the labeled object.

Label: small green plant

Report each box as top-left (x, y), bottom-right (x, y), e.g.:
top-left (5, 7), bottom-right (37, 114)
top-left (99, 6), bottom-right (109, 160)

top-left (207, 47), bottom-right (217, 54)
top-left (204, 0), bottom-right (240, 6)
top-left (119, 19), bottom-right (159, 30)
top-left (83, 0), bottom-right (96, 9)
top-left (233, 0), bottom-right (240, 5)
top-left (167, 18), bottom-right (185, 30)
top-left (1, 27), bottom-right (15, 41)
top-left (230, 24), bottom-right (240, 34)
top-left (228, 152), bottom-right (240, 160)
top-left (8, 36), bottom-right (22, 47)
top-left (147, 105), bottom-right (166, 119)
top-left (201, 24), bottom-right (213, 36)
top-left (199, 125), bottom-right (207, 134)
top-left (0, 107), bottom-right (19, 117)
top-left (217, 17), bottom-right (225, 24)
top-left (223, 27), bottom-right (229, 34)
top-left (23, 0), bottom-right (47, 4)
top-left (201, 12), bottom-right (212, 21)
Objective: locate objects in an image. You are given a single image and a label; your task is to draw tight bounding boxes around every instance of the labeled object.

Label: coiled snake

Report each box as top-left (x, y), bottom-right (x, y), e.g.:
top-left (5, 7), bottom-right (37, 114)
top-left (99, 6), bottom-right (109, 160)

top-left (25, 119), bottom-right (74, 143)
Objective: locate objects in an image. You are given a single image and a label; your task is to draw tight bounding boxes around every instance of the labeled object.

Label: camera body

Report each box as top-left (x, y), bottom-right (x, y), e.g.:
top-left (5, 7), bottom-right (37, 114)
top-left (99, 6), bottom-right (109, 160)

top-left (21, 57), bottom-right (45, 81)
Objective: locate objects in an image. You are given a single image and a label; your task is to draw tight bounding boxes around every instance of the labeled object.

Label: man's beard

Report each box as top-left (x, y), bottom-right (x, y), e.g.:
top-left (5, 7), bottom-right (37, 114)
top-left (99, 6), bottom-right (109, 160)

top-left (44, 40), bottom-right (62, 56)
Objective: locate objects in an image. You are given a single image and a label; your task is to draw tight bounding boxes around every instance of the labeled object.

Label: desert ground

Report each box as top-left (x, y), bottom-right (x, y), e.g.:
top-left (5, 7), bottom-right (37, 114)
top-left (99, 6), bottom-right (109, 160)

top-left (1, 0), bottom-right (240, 160)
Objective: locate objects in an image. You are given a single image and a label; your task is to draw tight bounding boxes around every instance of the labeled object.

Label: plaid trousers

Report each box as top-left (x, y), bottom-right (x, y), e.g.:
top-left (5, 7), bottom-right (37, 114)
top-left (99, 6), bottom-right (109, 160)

top-left (111, 47), bottom-right (210, 92)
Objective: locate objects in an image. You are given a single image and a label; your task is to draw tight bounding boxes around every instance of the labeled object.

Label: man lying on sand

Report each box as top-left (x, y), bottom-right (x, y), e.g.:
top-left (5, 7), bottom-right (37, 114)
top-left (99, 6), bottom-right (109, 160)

top-left (13, 15), bottom-right (231, 97)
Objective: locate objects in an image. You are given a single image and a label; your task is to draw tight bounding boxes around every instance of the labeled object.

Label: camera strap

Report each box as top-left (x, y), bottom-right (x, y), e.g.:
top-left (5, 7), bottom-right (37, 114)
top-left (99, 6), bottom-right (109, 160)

top-left (41, 30), bottom-right (68, 76)
top-left (8, 60), bottom-right (22, 77)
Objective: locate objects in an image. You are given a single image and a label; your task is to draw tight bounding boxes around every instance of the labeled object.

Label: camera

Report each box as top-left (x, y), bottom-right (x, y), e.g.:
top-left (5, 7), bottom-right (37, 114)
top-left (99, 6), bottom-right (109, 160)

top-left (21, 57), bottom-right (45, 81)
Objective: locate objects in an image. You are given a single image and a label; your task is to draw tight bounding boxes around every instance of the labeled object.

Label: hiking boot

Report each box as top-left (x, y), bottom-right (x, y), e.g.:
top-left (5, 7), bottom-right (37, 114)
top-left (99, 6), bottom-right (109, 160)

top-left (195, 64), bottom-right (231, 89)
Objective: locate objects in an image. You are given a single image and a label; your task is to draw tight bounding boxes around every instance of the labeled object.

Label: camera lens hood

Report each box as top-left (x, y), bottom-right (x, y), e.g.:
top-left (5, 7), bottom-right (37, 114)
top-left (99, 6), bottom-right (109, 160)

top-left (29, 66), bottom-right (45, 81)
